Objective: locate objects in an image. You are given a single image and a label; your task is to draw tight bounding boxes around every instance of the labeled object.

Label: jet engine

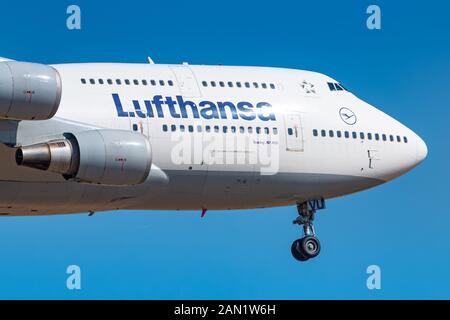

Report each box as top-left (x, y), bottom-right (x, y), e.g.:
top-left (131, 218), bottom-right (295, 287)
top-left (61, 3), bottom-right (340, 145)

top-left (15, 130), bottom-right (152, 186)
top-left (0, 61), bottom-right (62, 120)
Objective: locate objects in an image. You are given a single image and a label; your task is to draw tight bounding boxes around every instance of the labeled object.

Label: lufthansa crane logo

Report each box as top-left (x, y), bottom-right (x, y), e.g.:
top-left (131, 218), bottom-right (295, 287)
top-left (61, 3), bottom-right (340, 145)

top-left (339, 107), bottom-right (357, 125)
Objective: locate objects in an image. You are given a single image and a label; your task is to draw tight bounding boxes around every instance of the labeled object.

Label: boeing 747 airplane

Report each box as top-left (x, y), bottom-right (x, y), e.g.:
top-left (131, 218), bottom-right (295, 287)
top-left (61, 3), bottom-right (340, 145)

top-left (0, 57), bottom-right (427, 261)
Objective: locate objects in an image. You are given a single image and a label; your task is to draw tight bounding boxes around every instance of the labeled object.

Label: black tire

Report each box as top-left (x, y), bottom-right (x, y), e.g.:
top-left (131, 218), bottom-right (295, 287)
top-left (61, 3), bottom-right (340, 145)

top-left (291, 239), bottom-right (309, 261)
top-left (300, 236), bottom-right (321, 258)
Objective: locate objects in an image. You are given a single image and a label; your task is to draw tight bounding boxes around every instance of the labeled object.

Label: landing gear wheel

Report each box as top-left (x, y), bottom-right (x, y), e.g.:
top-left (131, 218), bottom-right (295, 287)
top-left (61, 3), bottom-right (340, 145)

top-left (301, 236), bottom-right (321, 258)
top-left (291, 239), bottom-right (309, 261)
top-left (291, 199), bottom-right (326, 262)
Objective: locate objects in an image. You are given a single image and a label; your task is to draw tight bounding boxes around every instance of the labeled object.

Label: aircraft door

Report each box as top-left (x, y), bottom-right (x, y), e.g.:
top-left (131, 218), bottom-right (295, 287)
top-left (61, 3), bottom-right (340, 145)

top-left (284, 113), bottom-right (304, 151)
top-left (129, 118), bottom-right (150, 137)
top-left (169, 65), bottom-right (201, 97)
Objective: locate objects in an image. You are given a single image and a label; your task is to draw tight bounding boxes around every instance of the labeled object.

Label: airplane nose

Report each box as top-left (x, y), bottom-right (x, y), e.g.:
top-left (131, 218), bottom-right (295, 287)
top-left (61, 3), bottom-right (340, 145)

top-left (415, 134), bottom-right (428, 163)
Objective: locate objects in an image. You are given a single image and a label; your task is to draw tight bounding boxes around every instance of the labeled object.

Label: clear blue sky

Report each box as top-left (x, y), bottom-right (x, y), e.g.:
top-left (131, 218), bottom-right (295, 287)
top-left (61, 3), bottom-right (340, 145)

top-left (0, 0), bottom-right (448, 299)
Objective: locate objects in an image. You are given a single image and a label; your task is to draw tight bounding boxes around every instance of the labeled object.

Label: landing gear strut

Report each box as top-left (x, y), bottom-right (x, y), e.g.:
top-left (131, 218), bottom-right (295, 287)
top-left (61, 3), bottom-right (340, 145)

top-left (291, 199), bottom-right (325, 261)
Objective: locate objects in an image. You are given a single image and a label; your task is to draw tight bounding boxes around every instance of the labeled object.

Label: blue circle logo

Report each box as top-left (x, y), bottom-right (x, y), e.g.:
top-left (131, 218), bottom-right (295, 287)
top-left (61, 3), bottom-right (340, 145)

top-left (339, 107), bottom-right (357, 125)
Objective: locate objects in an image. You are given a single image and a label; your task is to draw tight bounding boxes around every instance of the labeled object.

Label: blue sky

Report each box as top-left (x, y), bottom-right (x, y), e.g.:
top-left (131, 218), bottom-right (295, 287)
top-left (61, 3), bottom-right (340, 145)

top-left (0, 0), bottom-right (448, 299)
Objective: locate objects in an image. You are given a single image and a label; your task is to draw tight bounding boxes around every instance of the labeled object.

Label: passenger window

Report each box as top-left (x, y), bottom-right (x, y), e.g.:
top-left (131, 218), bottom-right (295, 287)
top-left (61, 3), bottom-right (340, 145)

top-left (223, 126), bottom-right (228, 133)
top-left (168, 80), bottom-right (174, 86)
top-left (344, 131), bottom-right (350, 138)
top-left (205, 126), bottom-right (211, 132)
top-left (313, 129), bottom-right (318, 137)
top-left (273, 128), bottom-right (278, 135)
top-left (368, 133), bottom-right (372, 140)
top-left (336, 130), bottom-right (342, 138)
top-left (228, 81), bottom-right (234, 87)
top-left (403, 136), bottom-right (408, 143)
top-left (202, 81), bottom-right (207, 87)
top-left (397, 135), bottom-right (401, 142)
top-left (214, 125), bottom-right (219, 133)
top-left (256, 127), bottom-right (261, 134)
top-left (360, 132), bottom-right (365, 139)
top-left (81, 78), bottom-right (86, 84)
top-left (321, 130), bottom-right (326, 137)
top-left (132, 124), bottom-right (138, 131)
top-left (162, 124), bottom-right (168, 132)
top-left (98, 79), bottom-right (104, 84)
top-left (375, 133), bottom-right (380, 141)
top-left (125, 79), bottom-right (130, 85)
top-left (219, 81), bottom-right (225, 87)
top-left (159, 80), bottom-right (165, 86)
top-left (240, 126), bottom-right (245, 134)
top-left (231, 126), bottom-right (237, 133)
top-left (245, 82), bottom-right (250, 88)
top-left (236, 82), bottom-right (242, 88)
top-left (171, 125), bottom-right (176, 132)
top-left (89, 79), bottom-right (95, 84)
top-left (288, 128), bottom-right (293, 136)
top-left (142, 80), bottom-right (147, 86)
top-left (107, 79), bottom-right (113, 85)
top-left (262, 83), bottom-right (267, 89)
top-left (248, 127), bottom-right (253, 134)
top-left (197, 125), bottom-right (202, 132)
top-left (389, 135), bottom-right (394, 142)
top-left (151, 80), bottom-right (156, 86)
top-left (116, 79), bottom-right (122, 85)
top-left (352, 132), bottom-right (357, 139)
top-left (264, 127), bottom-right (269, 134)
top-left (188, 125), bottom-right (193, 132)
top-left (211, 81), bottom-right (216, 87)
top-left (329, 130), bottom-right (334, 138)
top-left (382, 134), bottom-right (387, 141)
top-left (270, 83), bottom-right (275, 89)
top-left (133, 79), bottom-right (138, 85)
top-left (253, 82), bottom-right (259, 88)
top-left (180, 125), bottom-right (185, 132)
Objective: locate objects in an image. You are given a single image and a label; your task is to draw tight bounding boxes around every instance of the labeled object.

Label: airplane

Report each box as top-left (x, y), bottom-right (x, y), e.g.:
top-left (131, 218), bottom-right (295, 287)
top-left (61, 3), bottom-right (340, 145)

top-left (0, 57), bottom-right (427, 261)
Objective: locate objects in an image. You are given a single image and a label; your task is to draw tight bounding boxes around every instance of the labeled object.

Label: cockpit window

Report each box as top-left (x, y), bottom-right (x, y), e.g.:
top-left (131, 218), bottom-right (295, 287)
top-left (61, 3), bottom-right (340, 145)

top-left (327, 82), bottom-right (350, 92)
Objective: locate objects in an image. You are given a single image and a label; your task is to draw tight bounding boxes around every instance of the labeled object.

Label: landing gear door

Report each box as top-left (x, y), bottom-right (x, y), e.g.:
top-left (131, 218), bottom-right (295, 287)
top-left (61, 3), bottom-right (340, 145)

top-left (169, 65), bottom-right (201, 98)
top-left (284, 114), bottom-right (304, 151)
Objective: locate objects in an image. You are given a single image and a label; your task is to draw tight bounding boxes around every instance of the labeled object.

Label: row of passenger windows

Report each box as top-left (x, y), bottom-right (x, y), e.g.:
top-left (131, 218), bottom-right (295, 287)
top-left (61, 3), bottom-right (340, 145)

top-left (161, 124), bottom-right (278, 135)
top-left (201, 80), bottom-right (276, 90)
top-left (313, 129), bottom-right (408, 143)
top-left (81, 78), bottom-right (175, 86)
top-left (80, 77), bottom-right (277, 91)
top-left (136, 124), bottom-right (408, 143)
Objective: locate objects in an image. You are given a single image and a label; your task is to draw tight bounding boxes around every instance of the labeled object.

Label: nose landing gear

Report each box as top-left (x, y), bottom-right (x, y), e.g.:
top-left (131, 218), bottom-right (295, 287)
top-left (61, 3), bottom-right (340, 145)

top-left (291, 199), bottom-right (325, 261)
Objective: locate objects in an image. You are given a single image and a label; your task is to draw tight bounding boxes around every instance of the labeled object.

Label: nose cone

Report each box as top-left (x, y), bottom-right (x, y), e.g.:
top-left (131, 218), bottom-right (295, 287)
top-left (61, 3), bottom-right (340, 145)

top-left (416, 135), bottom-right (428, 164)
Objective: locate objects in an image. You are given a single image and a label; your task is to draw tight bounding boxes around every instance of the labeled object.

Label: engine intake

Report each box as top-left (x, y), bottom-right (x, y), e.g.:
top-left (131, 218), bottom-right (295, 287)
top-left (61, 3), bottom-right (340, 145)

top-left (0, 61), bottom-right (62, 120)
top-left (16, 130), bottom-right (152, 186)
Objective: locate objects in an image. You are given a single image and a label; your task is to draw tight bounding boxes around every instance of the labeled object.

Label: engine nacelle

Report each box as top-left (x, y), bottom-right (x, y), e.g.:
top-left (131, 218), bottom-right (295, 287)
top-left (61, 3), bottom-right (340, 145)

top-left (0, 61), bottom-right (62, 120)
top-left (15, 130), bottom-right (152, 186)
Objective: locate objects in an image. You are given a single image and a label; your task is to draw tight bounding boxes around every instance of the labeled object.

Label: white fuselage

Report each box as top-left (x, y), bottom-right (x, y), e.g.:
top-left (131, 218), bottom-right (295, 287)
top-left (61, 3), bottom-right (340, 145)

top-left (0, 63), bottom-right (427, 215)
